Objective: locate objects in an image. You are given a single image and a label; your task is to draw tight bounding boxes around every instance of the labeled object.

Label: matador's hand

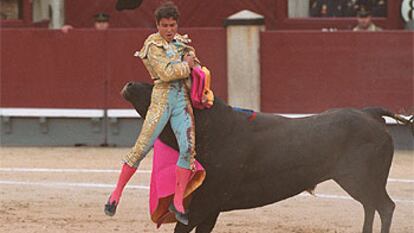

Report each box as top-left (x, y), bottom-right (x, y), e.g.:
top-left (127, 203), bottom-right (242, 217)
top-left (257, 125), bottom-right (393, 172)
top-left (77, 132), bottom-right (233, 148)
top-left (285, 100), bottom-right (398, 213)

top-left (183, 54), bottom-right (195, 68)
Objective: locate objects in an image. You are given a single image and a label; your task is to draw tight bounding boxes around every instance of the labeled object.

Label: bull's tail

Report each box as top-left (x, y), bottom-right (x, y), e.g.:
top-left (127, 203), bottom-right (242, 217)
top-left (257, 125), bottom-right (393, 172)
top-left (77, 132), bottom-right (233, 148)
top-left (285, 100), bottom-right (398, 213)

top-left (362, 107), bottom-right (414, 135)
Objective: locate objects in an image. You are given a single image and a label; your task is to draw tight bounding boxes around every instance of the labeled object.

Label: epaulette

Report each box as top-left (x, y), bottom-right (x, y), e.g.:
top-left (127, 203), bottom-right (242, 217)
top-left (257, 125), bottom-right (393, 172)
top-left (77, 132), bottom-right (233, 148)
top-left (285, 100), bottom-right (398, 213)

top-left (134, 33), bottom-right (168, 59)
top-left (134, 33), bottom-right (193, 59)
top-left (174, 34), bottom-right (192, 44)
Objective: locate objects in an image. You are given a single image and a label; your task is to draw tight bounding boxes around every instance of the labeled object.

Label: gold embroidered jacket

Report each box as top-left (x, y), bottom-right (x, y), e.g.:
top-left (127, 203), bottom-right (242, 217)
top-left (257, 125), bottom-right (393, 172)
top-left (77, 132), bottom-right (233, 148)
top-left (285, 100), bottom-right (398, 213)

top-left (134, 33), bottom-right (200, 84)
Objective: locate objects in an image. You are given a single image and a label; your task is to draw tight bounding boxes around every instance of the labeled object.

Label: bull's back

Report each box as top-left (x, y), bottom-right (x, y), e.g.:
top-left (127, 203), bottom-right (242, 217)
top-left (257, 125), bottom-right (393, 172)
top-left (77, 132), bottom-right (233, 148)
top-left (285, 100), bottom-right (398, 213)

top-left (222, 108), bottom-right (392, 210)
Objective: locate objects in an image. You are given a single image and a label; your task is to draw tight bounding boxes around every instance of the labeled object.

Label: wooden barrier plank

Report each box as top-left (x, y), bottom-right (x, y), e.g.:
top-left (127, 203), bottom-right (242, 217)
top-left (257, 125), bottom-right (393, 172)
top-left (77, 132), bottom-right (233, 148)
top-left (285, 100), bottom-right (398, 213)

top-left (260, 31), bottom-right (413, 113)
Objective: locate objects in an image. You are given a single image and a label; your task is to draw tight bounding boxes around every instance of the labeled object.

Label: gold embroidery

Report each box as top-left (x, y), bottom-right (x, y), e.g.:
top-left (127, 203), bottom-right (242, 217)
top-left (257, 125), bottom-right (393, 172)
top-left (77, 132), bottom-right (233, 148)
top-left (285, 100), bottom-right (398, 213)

top-left (124, 84), bottom-right (170, 167)
top-left (135, 33), bottom-right (200, 83)
top-left (126, 32), bottom-right (199, 169)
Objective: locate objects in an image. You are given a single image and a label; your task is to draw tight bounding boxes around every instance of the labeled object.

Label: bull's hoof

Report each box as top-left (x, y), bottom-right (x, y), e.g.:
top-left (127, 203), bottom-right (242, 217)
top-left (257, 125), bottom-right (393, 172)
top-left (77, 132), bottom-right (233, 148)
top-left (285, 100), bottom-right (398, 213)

top-left (104, 197), bottom-right (118, 217)
top-left (168, 204), bottom-right (189, 225)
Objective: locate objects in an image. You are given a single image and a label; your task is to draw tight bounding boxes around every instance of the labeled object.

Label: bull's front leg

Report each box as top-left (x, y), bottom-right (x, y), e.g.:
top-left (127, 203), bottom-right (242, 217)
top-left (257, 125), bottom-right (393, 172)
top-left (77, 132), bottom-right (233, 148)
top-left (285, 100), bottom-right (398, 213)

top-left (174, 211), bottom-right (220, 233)
top-left (195, 211), bottom-right (220, 233)
top-left (174, 222), bottom-right (196, 233)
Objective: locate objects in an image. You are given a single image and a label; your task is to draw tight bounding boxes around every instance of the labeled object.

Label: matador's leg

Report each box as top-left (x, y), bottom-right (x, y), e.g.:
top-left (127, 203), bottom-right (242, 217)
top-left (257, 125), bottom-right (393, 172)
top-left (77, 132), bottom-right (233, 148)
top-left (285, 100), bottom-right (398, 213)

top-left (169, 84), bottom-right (196, 223)
top-left (170, 94), bottom-right (196, 170)
top-left (105, 86), bottom-right (172, 216)
top-left (124, 86), bottom-right (172, 168)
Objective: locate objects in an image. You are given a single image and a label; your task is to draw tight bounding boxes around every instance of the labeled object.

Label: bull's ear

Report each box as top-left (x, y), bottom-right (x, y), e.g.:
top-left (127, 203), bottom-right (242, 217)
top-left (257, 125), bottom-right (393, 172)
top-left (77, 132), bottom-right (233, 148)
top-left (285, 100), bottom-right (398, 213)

top-left (116, 0), bottom-right (143, 11)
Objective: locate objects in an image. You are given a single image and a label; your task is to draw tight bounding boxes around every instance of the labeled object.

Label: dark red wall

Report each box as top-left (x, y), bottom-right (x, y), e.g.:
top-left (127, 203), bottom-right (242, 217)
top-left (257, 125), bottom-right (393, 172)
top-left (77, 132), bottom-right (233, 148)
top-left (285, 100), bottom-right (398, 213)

top-left (1, 29), bottom-right (107, 108)
top-left (261, 31), bottom-right (414, 113)
top-left (105, 28), bottom-right (228, 108)
top-left (64, 0), bottom-right (404, 30)
top-left (0, 0), bottom-right (404, 29)
top-left (273, 0), bottom-right (404, 30)
top-left (0, 28), bottom-right (227, 108)
top-left (1, 29), bottom-right (412, 113)
top-left (64, 0), bottom-right (277, 29)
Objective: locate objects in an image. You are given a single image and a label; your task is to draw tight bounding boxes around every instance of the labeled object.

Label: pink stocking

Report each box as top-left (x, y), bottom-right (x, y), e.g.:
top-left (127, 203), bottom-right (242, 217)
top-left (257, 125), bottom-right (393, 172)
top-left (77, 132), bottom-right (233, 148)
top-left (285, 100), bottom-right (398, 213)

top-left (173, 166), bottom-right (192, 213)
top-left (109, 163), bottom-right (137, 204)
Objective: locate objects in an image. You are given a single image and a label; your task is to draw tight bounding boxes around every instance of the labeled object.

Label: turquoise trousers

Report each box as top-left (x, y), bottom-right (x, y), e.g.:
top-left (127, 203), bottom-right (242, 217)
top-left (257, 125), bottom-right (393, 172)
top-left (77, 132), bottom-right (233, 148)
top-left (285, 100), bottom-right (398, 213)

top-left (124, 80), bottom-right (196, 170)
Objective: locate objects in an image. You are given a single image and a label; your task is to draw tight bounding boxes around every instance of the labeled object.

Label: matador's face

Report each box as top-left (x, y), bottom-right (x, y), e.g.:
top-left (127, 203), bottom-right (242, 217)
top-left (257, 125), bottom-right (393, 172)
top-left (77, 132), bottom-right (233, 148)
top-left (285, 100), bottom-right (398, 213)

top-left (157, 17), bottom-right (178, 43)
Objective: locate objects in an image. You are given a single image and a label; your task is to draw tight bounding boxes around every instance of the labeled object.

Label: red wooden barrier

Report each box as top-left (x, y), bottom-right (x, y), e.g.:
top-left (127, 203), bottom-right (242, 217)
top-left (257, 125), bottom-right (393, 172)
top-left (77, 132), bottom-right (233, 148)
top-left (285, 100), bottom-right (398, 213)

top-left (2, 29), bottom-right (411, 113)
top-left (0, 28), bottom-right (227, 109)
top-left (260, 31), bottom-right (413, 113)
top-left (1, 29), bottom-right (107, 108)
top-left (105, 29), bottom-right (156, 109)
top-left (106, 28), bottom-right (227, 108)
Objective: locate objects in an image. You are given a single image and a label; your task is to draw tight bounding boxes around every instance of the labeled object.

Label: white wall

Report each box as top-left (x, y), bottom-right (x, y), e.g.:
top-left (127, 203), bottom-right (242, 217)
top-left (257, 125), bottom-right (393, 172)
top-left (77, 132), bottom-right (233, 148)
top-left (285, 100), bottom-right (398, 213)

top-left (288, 0), bottom-right (310, 18)
top-left (32, 0), bottom-right (65, 28)
top-left (226, 10), bottom-right (265, 111)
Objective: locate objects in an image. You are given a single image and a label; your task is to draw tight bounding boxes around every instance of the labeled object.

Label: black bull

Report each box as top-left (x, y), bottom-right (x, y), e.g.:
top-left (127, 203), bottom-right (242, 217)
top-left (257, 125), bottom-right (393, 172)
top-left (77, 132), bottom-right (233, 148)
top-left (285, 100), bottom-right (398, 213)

top-left (121, 82), bottom-right (412, 233)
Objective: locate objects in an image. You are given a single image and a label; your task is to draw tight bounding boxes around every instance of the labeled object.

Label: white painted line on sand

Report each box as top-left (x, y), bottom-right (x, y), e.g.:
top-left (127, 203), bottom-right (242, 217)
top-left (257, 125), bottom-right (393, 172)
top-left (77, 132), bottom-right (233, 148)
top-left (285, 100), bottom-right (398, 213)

top-left (0, 168), bottom-right (412, 184)
top-left (0, 180), bottom-right (149, 190)
top-left (0, 168), bottom-right (151, 174)
top-left (299, 192), bottom-right (414, 204)
top-left (0, 180), bottom-right (413, 204)
top-left (387, 178), bottom-right (414, 184)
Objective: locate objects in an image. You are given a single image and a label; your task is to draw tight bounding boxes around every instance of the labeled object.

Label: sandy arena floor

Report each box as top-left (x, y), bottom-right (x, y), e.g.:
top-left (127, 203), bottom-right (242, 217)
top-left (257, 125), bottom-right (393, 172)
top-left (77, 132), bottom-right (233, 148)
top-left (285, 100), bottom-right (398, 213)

top-left (0, 147), bottom-right (413, 233)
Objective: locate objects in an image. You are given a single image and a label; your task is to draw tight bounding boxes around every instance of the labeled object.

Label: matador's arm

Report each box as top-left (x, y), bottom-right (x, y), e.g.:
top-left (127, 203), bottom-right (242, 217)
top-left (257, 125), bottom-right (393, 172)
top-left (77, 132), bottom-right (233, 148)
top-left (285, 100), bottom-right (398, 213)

top-left (147, 45), bottom-right (191, 82)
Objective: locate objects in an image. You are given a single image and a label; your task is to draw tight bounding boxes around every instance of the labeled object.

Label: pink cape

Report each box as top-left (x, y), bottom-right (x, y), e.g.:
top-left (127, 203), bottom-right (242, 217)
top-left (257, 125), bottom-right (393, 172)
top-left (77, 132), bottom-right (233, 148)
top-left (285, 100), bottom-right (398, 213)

top-left (190, 66), bottom-right (213, 109)
top-left (149, 139), bottom-right (206, 226)
top-left (190, 67), bottom-right (206, 109)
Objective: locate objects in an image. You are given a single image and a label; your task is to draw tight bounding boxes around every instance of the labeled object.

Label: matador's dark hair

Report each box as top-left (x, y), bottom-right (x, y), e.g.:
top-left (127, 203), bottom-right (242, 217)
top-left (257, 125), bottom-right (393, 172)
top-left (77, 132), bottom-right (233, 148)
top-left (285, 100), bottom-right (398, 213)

top-left (154, 1), bottom-right (180, 23)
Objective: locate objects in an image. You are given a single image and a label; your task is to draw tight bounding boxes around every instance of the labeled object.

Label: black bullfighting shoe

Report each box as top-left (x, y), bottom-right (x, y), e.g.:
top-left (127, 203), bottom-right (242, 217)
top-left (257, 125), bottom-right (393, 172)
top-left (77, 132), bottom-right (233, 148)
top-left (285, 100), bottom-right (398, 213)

top-left (104, 196), bottom-right (118, 216)
top-left (168, 203), bottom-right (189, 225)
